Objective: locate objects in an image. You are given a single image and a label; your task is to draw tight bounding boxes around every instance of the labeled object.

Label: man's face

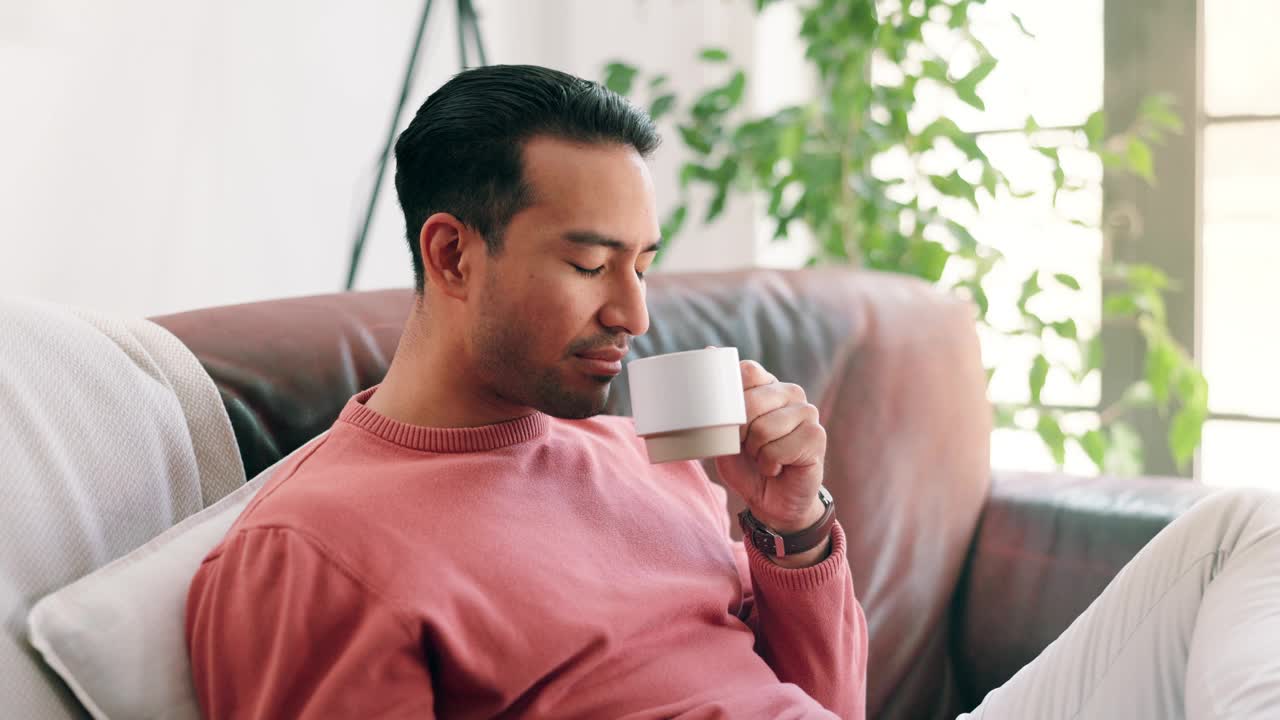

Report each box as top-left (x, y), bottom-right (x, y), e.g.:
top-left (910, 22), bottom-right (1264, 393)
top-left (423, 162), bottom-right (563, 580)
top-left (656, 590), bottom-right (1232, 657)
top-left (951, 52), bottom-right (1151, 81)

top-left (467, 136), bottom-right (659, 419)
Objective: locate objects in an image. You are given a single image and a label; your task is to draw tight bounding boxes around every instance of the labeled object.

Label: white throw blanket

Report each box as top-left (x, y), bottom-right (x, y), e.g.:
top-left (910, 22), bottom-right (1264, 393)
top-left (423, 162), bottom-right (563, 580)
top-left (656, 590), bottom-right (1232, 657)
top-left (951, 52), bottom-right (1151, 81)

top-left (0, 298), bottom-right (244, 718)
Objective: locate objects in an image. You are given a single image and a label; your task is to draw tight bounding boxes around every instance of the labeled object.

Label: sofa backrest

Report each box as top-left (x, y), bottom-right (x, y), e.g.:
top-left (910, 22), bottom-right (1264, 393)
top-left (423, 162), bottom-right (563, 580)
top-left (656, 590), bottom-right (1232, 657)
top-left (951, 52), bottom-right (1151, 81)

top-left (152, 268), bottom-right (992, 720)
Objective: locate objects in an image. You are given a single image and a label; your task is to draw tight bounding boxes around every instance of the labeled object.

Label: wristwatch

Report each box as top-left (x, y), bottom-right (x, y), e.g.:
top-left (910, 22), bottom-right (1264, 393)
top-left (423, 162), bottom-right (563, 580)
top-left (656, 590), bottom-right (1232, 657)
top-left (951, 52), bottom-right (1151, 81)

top-left (738, 486), bottom-right (836, 558)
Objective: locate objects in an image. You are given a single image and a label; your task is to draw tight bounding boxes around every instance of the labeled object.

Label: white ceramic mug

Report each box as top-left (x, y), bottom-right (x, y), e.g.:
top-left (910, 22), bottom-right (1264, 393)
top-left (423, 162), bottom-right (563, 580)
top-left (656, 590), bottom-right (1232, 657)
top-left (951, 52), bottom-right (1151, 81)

top-left (627, 347), bottom-right (747, 464)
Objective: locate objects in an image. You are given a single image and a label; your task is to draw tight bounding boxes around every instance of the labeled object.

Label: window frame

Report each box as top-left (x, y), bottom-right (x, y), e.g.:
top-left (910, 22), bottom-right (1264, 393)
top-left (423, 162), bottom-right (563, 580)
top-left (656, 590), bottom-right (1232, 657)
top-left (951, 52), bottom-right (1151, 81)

top-left (1100, 0), bottom-right (1204, 477)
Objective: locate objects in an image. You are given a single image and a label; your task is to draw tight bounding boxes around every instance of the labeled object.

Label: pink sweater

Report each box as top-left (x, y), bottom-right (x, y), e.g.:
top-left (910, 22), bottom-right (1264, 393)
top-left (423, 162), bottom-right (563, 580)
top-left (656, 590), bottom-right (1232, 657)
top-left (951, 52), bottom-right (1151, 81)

top-left (186, 387), bottom-right (868, 719)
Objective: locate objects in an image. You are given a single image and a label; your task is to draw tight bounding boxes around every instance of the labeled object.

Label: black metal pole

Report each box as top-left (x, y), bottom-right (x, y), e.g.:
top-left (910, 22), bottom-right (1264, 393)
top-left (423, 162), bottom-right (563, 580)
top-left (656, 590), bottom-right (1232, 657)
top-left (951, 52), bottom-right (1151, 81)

top-left (344, 0), bottom-right (435, 291)
top-left (460, 0), bottom-right (487, 67)
top-left (456, 0), bottom-right (470, 69)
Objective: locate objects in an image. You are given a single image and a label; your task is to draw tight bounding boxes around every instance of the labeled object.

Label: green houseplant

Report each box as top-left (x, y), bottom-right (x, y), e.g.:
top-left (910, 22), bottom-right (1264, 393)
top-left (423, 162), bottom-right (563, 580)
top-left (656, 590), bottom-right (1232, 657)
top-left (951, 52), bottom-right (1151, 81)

top-left (603, 0), bottom-right (1207, 474)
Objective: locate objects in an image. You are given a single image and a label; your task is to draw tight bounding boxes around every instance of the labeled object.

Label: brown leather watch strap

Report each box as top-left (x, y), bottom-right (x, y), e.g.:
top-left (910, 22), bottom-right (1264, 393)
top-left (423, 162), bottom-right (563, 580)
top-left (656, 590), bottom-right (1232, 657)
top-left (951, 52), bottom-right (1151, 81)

top-left (738, 486), bottom-right (836, 558)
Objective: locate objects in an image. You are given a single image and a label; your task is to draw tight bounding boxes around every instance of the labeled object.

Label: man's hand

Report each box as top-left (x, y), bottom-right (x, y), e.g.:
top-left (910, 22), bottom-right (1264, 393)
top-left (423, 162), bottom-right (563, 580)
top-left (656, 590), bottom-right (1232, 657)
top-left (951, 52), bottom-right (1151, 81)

top-left (715, 360), bottom-right (830, 568)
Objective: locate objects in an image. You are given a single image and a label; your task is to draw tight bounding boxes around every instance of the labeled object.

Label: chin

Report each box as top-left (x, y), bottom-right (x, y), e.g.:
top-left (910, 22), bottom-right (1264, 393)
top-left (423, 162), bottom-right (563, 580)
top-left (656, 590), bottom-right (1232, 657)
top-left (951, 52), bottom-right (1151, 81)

top-left (538, 381), bottom-right (611, 420)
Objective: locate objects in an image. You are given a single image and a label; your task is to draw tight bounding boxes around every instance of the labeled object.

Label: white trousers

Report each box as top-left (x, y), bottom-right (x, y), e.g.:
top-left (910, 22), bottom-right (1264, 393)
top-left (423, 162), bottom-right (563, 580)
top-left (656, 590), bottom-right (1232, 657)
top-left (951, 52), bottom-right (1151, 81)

top-left (959, 488), bottom-right (1280, 720)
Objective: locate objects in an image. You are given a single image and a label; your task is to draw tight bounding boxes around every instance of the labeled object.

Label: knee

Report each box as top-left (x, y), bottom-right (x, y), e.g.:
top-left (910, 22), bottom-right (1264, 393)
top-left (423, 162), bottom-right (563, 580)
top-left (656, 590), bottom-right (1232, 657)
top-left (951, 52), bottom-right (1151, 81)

top-left (1180, 487), bottom-right (1280, 554)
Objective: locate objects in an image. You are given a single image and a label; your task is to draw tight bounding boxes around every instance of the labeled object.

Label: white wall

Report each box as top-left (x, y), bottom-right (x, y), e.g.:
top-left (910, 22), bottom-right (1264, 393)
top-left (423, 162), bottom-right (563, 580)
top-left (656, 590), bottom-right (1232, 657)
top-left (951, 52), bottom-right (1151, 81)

top-left (1, 0), bottom-right (803, 317)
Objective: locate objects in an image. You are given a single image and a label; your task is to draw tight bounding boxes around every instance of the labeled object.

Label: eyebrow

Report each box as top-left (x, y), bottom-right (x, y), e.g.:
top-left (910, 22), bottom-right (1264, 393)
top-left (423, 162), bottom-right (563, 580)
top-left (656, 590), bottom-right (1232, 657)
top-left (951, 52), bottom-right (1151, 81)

top-left (563, 230), bottom-right (662, 254)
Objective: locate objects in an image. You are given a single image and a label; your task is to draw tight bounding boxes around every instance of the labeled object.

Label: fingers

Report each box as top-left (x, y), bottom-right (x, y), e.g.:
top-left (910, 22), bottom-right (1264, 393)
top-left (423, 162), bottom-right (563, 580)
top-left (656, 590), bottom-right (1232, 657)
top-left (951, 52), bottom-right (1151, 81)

top-left (755, 420), bottom-right (827, 478)
top-left (739, 359), bottom-right (778, 390)
top-left (740, 380), bottom-right (807, 442)
top-left (743, 401), bottom-right (821, 462)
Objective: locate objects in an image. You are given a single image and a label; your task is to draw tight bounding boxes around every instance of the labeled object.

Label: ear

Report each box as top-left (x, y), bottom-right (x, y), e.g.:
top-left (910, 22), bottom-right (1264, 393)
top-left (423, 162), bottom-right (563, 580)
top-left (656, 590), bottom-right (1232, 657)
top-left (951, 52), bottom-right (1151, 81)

top-left (419, 213), bottom-right (479, 301)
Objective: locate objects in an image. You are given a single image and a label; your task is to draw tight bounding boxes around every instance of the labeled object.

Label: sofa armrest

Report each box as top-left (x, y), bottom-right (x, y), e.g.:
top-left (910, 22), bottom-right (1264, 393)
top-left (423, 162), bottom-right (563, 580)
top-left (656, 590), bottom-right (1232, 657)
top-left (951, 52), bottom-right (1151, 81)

top-left (954, 470), bottom-right (1215, 707)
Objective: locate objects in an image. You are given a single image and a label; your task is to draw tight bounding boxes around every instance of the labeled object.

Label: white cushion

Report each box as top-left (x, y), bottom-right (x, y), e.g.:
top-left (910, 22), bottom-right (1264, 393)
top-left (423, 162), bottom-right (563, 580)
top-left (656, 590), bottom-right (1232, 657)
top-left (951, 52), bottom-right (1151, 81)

top-left (0, 298), bottom-right (243, 719)
top-left (27, 442), bottom-right (317, 720)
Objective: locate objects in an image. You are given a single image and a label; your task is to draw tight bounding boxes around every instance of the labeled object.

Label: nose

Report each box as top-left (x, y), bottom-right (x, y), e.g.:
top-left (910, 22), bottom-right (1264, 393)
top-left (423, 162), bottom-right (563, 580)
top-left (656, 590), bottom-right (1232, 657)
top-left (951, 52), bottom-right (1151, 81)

top-left (598, 271), bottom-right (650, 337)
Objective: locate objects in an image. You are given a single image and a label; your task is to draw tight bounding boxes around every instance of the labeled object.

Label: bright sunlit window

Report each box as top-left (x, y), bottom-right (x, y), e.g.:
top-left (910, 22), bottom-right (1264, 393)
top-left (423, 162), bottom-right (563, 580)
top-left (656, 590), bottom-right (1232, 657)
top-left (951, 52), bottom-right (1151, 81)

top-left (1199, 0), bottom-right (1280, 487)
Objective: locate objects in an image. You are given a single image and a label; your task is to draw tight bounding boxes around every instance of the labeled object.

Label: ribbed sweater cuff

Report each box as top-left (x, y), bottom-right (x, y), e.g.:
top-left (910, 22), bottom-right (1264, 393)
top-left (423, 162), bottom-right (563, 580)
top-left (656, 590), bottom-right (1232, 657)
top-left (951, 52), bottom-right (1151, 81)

top-left (745, 521), bottom-right (848, 592)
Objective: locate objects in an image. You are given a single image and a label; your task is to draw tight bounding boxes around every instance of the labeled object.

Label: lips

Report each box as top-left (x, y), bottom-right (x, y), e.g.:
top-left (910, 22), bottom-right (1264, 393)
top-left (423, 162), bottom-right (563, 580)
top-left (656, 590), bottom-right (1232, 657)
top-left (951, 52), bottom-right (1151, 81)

top-left (574, 346), bottom-right (628, 376)
top-left (576, 347), bottom-right (627, 362)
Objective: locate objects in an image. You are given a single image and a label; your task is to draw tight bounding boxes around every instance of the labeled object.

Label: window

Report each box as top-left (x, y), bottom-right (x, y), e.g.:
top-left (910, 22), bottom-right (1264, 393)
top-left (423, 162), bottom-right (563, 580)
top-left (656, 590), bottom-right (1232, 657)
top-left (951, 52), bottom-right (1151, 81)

top-left (974, 0), bottom-right (1279, 483)
top-left (961, 1), bottom-right (1107, 474)
top-left (1197, 0), bottom-right (1280, 486)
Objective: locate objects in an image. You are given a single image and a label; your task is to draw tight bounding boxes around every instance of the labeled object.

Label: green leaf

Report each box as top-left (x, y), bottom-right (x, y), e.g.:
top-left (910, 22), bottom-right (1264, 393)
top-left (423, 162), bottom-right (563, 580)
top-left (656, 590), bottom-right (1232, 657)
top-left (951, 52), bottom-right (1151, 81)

top-left (1104, 292), bottom-right (1139, 317)
top-left (677, 125), bottom-right (714, 155)
top-left (1145, 339), bottom-right (1179, 405)
top-left (1139, 93), bottom-right (1184, 134)
top-left (648, 93), bottom-right (677, 121)
top-left (1030, 354), bottom-right (1050, 404)
top-left (1079, 429), bottom-right (1106, 468)
top-left (691, 70), bottom-right (747, 119)
top-left (1010, 12), bottom-right (1035, 38)
top-left (660, 205), bottom-right (687, 244)
top-left (1036, 414), bottom-right (1068, 465)
top-left (1098, 149), bottom-right (1126, 169)
top-left (961, 57), bottom-right (998, 88)
top-left (922, 59), bottom-right (950, 83)
top-left (1082, 335), bottom-right (1104, 376)
top-left (778, 121), bottom-right (805, 158)
top-left (1017, 270), bottom-right (1041, 312)
top-left (948, 221), bottom-right (980, 250)
top-left (648, 74), bottom-right (669, 89)
top-left (968, 282), bottom-right (989, 318)
top-left (723, 70), bottom-right (747, 107)
top-left (705, 186), bottom-right (728, 223)
top-left (1176, 366), bottom-right (1210, 409)
top-left (1168, 364), bottom-right (1208, 469)
top-left (679, 162), bottom-right (714, 188)
top-left (928, 171), bottom-right (978, 208)
top-left (1104, 422), bottom-right (1144, 476)
top-left (909, 240), bottom-right (951, 282)
top-left (1083, 110), bottom-right (1106, 146)
top-left (700, 47), bottom-right (730, 62)
top-left (1050, 319), bottom-right (1078, 340)
top-left (955, 87), bottom-right (985, 111)
top-left (980, 166), bottom-right (1001, 196)
top-left (952, 132), bottom-right (985, 162)
top-left (1118, 263), bottom-right (1171, 292)
top-left (1169, 405), bottom-right (1205, 469)
top-left (714, 156), bottom-right (739, 185)
top-left (1054, 272), bottom-right (1081, 290)
top-left (603, 62), bottom-right (638, 96)
top-left (1127, 137), bottom-right (1155, 184)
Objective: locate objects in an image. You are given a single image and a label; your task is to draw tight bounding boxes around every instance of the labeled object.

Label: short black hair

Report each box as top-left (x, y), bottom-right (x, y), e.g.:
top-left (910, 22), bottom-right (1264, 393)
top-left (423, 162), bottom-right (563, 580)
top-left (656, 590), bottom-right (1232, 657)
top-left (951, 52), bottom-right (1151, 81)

top-left (393, 64), bottom-right (661, 293)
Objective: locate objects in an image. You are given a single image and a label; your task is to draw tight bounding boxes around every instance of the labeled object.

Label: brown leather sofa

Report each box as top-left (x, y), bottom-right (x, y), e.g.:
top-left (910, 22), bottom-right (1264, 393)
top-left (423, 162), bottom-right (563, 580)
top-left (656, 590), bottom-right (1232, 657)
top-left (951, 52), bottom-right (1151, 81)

top-left (152, 268), bottom-right (1214, 720)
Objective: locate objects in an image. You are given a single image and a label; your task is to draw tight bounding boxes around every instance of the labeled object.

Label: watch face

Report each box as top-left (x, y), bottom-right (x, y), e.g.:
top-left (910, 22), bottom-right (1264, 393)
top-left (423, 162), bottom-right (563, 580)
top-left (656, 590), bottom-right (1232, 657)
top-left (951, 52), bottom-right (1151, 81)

top-left (739, 510), bottom-right (781, 556)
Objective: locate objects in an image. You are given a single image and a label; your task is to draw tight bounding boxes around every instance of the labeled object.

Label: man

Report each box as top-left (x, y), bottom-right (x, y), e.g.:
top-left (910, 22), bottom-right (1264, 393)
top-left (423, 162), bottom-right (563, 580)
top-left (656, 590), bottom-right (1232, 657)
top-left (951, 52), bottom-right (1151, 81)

top-left (189, 65), bottom-right (1280, 720)
top-left (186, 65), bottom-right (868, 719)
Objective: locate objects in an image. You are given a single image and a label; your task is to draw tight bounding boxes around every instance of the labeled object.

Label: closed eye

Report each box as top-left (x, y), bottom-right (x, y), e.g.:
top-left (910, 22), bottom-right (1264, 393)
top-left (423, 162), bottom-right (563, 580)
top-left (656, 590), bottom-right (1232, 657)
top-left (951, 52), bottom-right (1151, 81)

top-left (570, 263), bottom-right (647, 280)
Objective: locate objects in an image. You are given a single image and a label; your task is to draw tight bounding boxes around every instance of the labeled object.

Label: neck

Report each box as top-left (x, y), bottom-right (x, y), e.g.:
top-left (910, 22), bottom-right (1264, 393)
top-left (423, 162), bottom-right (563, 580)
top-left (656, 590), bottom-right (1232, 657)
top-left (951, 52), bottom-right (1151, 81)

top-left (366, 316), bottom-right (534, 429)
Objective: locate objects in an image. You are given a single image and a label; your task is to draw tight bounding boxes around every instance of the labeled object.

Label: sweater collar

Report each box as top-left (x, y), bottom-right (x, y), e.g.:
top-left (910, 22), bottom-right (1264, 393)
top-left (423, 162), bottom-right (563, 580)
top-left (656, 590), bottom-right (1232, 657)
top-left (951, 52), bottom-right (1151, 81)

top-left (339, 386), bottom-right (550, 453)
